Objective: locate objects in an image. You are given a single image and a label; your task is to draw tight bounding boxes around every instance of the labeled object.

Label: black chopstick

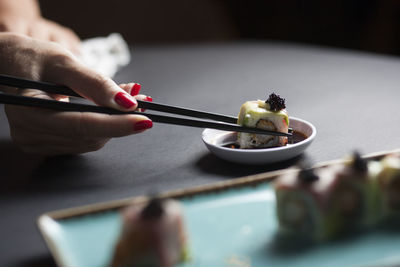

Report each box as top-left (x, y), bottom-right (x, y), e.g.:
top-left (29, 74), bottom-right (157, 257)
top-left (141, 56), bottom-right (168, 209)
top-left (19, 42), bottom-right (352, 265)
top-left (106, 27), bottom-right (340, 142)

top-left (0, 74), bottom-right (81, 97)
top-left (0, 93), bottom-right (292, 137)
top-left (0, 74), bottom-right (237, 123)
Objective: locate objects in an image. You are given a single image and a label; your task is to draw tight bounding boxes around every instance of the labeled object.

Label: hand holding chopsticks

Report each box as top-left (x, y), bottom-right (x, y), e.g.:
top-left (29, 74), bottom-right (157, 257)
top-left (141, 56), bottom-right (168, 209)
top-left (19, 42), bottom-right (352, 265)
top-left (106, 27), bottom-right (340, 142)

top-left (0, 74), bottom-right (292, 138)
top-left (0, 34), bottom-right (156, 155)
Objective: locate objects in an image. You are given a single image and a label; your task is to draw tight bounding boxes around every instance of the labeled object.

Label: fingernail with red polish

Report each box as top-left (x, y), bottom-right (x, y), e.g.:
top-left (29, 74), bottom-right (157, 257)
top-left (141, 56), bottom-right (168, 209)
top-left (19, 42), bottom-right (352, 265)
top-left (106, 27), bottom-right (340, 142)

top-left (144, 96), bottom-right (153, 102)
top-left (130, 83), bottom-right (141, 96)
top-left (133, 120), bottom-right (153, 131)
top-left (114, 92), bottom-right (137, 109)
top-left (141, 96), bottom-right (153, 112)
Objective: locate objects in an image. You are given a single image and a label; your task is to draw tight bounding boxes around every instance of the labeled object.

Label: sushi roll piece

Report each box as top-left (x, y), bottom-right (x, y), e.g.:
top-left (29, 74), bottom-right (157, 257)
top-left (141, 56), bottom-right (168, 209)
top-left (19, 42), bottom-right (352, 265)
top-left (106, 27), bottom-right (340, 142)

top-left (237, 93), bottom-right (289, 149)
top-left (275, 166), bottom-right (327, 241)
top-left (375, 153), bottom-right (400, 218)
top-left (111, 198), bottom-right (189, 267)
top-left (322, 152), bottom-right (379, 230)
top-left (275, 153), bottom-right (376, 240)
top-left (365, 159), bottom-right (384, 224)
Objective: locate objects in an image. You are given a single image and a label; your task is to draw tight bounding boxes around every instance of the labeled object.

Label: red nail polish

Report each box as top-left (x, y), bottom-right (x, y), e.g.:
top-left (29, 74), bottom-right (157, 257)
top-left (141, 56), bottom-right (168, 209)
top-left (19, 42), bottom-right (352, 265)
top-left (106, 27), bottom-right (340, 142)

top-left (133, 120), bottom-right (153, 131)
top-left (140, 96), bottom-right (153, 112)
top-left (114, 92), bottom-right (136, 109)
top-left (130, 83), bottom-right (141, 96)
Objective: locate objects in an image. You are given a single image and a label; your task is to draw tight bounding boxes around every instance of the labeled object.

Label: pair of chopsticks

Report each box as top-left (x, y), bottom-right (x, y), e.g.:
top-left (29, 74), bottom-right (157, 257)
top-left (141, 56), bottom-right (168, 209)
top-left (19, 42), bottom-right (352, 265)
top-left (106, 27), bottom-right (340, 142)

top-left (0, 74), bottom-right (292, 137)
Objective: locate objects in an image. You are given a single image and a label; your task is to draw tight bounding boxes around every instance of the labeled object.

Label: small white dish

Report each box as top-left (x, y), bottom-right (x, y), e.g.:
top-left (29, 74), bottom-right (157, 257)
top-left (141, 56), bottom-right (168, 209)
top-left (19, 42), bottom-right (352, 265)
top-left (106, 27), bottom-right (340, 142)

top-left (202, 117), bottom-right (316, 165)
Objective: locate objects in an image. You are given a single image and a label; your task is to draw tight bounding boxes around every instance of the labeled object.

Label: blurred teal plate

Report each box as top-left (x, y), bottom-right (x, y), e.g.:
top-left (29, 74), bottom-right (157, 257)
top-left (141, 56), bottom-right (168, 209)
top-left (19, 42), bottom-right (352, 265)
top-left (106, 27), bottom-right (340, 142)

top-left (38, 156), bottom-right (400, 267)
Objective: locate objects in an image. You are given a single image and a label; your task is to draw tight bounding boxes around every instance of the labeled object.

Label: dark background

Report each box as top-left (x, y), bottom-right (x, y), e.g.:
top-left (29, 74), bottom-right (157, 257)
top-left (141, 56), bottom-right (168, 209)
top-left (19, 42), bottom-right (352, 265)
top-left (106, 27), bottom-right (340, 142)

top-left (3, 1), bottom-right (400, 267)
top-left (40, 0), bottom-right (400, 55)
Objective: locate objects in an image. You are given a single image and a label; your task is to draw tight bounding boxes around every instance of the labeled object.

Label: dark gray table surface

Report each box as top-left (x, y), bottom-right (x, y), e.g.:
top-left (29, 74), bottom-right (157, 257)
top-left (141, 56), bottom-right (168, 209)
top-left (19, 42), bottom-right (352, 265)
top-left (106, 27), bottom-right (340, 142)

top-left (2, 42), bottom-right (400, 266)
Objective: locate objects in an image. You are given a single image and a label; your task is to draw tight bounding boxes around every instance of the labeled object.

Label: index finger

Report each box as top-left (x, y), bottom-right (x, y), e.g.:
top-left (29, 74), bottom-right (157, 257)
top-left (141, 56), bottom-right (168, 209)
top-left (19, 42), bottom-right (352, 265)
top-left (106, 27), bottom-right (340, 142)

top-left (41, 48), bottom-right (138, 111)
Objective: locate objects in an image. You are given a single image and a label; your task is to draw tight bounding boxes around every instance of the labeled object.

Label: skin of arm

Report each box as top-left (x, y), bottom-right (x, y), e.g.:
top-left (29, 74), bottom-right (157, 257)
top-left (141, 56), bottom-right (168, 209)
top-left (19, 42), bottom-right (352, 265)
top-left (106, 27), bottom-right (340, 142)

top-left (0, 0), bottom-right (80, 53)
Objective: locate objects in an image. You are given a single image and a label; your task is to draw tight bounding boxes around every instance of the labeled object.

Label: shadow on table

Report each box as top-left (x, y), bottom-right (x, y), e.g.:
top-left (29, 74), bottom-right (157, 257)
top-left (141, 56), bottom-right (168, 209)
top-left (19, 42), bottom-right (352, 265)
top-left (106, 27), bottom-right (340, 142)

top-left (15, 254), bottom-right (55, 267)
top-left (195, 152), bottom-right (306, 179)
top-left (0, 139), bottom-right (95, 194)
top-left (0, 139), bottom-right (44, 192)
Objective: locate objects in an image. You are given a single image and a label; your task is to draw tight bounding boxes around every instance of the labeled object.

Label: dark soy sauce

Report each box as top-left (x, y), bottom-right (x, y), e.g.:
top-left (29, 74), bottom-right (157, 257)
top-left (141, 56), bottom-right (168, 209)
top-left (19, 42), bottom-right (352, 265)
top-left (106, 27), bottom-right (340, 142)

top-left (223, 130), bottom-right (307, 149)
top-left (292, 131), bottom-right (308, 144)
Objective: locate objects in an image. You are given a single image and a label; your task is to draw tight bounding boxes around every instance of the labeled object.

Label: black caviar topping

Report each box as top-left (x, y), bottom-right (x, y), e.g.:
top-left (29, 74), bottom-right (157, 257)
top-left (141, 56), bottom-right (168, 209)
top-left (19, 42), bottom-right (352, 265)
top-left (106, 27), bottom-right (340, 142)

top-left (298, 168), bottom-right (319, 183)
top-left (351, 151), bottom-right (368, 173)
top-left (265, 93), bottom-right (286, 111)
top-left (141, 198), bottom-right (164, 219)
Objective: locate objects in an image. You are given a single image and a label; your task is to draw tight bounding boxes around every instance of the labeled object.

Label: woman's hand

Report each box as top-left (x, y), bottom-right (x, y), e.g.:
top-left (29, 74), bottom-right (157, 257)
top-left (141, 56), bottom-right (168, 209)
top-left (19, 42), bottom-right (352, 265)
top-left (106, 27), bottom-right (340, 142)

top-left (1, 33), bottom-right (152, 155)
top-left (0, 0), bottom-right (80, 53)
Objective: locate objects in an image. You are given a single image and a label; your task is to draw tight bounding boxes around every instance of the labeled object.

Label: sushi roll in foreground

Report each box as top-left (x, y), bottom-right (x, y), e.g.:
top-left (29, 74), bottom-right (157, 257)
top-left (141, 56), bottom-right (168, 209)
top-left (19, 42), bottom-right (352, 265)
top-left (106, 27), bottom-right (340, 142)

top-left (375, 154), bottom-right (400, 218)
top-left (237, 93), bottom-right (289, 149)
top-left (275, 153), bottom-right (375, 240)
top-left (275, 166), bottom-right (326, 240)
top-left (111, 198), bottom-right (188, 267)
top-left (323, 152), bottom-right (378, 230)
